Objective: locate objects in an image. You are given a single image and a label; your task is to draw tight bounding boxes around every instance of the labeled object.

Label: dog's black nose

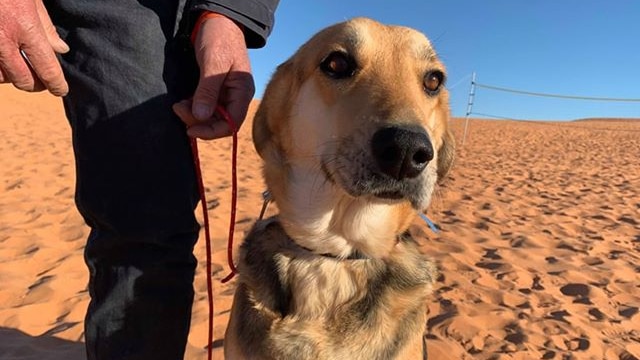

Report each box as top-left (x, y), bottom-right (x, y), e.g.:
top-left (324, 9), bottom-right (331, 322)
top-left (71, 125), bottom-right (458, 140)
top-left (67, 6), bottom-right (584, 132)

top-left (371, 126), bottom-right (433, 180)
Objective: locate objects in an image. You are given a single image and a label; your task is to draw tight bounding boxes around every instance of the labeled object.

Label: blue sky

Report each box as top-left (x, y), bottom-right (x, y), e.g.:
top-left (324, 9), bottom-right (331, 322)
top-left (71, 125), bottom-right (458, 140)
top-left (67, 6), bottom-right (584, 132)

top-left (248, 1), bottom-right (640, 120)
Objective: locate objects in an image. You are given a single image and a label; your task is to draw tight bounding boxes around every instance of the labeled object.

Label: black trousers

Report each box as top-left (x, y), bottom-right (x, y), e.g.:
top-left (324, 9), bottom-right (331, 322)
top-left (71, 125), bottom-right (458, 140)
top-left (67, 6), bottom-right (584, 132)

top-left (48, 1), bottom-right (202, 359)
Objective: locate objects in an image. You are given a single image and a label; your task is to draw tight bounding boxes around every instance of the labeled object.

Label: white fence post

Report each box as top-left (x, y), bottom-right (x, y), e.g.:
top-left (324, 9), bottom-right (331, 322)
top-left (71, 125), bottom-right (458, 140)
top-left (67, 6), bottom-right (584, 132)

top-left (462, 72), bottom-right (476, 147)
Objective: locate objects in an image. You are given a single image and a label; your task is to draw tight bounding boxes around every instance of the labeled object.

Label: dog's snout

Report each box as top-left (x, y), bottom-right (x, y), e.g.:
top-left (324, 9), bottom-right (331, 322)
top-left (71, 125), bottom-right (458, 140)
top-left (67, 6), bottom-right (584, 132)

top-left (371, 126), bottom-right (433, 180)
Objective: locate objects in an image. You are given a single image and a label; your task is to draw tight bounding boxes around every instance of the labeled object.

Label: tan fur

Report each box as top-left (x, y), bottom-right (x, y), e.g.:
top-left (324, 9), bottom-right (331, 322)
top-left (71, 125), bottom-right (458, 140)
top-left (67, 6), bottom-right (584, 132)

top-left (225, 18), bottom-right (455, 359)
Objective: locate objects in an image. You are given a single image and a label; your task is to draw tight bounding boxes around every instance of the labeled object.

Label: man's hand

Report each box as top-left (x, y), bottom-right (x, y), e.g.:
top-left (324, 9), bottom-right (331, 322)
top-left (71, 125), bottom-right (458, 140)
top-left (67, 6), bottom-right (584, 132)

top-left (0, 0), bottom-right (69, 96)
top-left (173, 15), bottom-right (255, 140)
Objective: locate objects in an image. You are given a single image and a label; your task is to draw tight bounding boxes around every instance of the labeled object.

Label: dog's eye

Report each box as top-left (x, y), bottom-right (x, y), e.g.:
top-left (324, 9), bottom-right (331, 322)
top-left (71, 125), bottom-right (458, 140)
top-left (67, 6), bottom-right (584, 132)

top-left (423, 71), bottom-right (444, 95)
top-left (320, 51), bottom-right (356, 79)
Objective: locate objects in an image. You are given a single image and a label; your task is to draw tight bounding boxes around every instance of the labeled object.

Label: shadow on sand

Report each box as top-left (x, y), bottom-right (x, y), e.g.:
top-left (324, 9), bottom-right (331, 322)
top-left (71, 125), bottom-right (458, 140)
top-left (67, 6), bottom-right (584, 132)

top-left (0, 327), bottom-right (85, 360)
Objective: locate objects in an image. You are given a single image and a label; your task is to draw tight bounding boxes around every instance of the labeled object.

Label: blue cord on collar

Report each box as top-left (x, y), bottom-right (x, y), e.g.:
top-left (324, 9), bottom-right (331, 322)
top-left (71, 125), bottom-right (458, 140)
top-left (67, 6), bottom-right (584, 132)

top-left (418, 213), bottom-right (439, 234)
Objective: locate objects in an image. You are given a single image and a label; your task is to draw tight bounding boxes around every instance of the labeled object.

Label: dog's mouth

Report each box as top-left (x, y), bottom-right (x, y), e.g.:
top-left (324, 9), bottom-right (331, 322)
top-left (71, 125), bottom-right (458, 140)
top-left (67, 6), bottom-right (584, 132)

top-left (373, 189), bottom-right (404, 199)
top-left (321, 158), bottom-right (432, 209)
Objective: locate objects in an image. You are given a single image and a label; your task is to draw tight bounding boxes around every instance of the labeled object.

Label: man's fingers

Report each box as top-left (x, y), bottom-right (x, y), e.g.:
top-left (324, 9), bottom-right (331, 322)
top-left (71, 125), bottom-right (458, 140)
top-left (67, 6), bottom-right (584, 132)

top-left (172, 100), bottom-right (199, 127)
top-left (222, 73), bottom-right (255, 129)
top-left (41, 18), bottom-right (70, 54)
top-left (20, 40), bottom-right (68, 96)
top-left (24, 52), bottom-right (47, 92)
top-left (35, 0), bottom-right (69, 54)
top-left (0, 47), bottom-right (38, 91)
top-left (192, 69), bottom-right (254, 128)
top-left (0, 0), bottom-right (67, 96)
top-left (192, 73), bottom-right (224, 121)
top-left (175, 98), bottom-right (239, 140)
top-left (186, 122), bottom-right (233, 140)
top-left (30, 72), bottom-right (46, 92)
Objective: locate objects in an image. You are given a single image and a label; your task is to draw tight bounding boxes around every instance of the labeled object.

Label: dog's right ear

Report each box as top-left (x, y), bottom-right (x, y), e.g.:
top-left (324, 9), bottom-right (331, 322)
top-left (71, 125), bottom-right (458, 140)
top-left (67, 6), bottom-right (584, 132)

top-left (252, 60), bottom-right (297, 166)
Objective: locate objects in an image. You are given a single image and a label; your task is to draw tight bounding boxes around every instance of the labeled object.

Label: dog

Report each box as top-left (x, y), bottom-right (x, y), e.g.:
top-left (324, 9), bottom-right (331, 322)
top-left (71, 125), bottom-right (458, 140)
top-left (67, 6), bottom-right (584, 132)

top-left (224, 17), bottom-right (455, 359)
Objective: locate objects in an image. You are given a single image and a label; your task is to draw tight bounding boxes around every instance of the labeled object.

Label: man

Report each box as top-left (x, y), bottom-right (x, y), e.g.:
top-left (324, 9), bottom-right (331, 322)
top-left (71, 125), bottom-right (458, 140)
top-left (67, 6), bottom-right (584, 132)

top-left (0, 0), bottom-right (279, 358)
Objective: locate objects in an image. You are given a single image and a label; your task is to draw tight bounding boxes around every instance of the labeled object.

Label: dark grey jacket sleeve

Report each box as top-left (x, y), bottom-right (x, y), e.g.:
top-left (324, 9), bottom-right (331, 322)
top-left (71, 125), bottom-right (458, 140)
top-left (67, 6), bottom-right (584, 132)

top-left (189, 0), bottom-right (280, 48)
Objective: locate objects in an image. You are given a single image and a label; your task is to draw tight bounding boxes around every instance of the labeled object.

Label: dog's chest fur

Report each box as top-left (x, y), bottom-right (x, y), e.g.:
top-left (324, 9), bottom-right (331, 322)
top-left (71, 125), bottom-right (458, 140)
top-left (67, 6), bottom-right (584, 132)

top-left (229, 218), bottom-right (437, 360)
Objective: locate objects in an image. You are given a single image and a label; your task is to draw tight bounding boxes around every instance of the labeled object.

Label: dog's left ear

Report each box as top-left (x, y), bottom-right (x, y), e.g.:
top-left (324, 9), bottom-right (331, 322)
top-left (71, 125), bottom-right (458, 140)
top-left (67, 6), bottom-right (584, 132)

top-left (431, 86), bottom-right (455, 182)
top-left (437, 125), bottom-right (455, 182)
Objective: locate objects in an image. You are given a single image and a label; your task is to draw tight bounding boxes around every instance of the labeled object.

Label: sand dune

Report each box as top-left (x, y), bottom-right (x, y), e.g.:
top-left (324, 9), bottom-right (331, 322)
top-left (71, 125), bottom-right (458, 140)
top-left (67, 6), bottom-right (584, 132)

top-left (1, 85), bottom-right (638, 359)
top-left (426, 118), bottom-right (640, 359)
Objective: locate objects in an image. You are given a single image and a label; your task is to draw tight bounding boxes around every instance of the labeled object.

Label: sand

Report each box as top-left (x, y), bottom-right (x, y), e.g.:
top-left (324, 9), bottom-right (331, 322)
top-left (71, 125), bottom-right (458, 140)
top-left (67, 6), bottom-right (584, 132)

top-left (1, 84), bottom-right (638, 359)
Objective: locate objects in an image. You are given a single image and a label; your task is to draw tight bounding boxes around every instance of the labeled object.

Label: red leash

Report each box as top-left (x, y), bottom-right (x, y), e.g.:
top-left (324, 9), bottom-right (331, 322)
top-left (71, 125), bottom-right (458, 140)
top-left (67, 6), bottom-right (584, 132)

top-left (189, 105), bottom-right (238, 360)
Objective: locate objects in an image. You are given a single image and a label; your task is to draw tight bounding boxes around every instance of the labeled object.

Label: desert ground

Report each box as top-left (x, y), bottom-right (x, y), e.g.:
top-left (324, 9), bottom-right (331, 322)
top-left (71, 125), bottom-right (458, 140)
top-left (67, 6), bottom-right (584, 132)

top-left (1, 85), bottom-right (638, 359)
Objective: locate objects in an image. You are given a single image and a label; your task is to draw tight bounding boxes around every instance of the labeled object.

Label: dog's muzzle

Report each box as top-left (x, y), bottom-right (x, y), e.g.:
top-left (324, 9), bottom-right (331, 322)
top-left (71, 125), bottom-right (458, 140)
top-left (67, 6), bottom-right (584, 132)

top-left (327, 124), bottom-right (436, 208)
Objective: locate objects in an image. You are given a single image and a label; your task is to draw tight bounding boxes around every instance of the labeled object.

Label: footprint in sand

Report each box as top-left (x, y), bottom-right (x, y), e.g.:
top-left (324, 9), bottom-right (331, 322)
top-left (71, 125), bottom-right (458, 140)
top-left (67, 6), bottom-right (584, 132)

top-left (560, 283), bottom-right (592, 305)
top-left (583, 256), bottom-right (604, 266)
top-left (588, 307), bottom-right (607, 321)
top-left (545, 309), bottom-right (571, 324)
top-left (618, 305), bottom-right (638, 319)
top-left (22, 275), bottom-right (56, 305)
top-left (559, 283), bottom-right (589, 297)
top-left (503, 322), bottom-right (527, 347)
top-left (426, 299), bottom-right (458, 333)
top-left (475, 261), bottom-right (504, 271)
top-left (566, 337), bottom-right (590, 351)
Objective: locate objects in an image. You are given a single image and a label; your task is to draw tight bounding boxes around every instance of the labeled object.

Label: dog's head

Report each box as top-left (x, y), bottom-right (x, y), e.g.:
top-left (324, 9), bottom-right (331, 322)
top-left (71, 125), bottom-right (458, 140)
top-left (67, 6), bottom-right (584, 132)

top-left (253, 18), bottom-right (455, 258)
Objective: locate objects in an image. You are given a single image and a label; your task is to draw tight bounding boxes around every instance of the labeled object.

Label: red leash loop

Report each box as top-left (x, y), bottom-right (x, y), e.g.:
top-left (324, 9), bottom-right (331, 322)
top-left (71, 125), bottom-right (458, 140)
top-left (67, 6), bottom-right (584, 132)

top-left (189, 105), bottom-right (239, 360)
top-left (215, 106), bottom-right (239, 282)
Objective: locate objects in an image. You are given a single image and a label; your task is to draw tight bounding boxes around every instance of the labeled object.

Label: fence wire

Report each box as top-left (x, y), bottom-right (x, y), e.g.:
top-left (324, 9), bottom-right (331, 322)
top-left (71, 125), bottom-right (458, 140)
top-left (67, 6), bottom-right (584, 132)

top-left (462, 76), bottom-right (640, 145)
top-left (474, 82), bottom-right (640, 102)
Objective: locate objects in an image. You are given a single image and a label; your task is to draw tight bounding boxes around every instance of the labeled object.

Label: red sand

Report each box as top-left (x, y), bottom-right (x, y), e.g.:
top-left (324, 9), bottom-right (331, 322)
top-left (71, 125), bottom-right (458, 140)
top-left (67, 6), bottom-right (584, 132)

top-left (1, 85), bottom-right (639, 359)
